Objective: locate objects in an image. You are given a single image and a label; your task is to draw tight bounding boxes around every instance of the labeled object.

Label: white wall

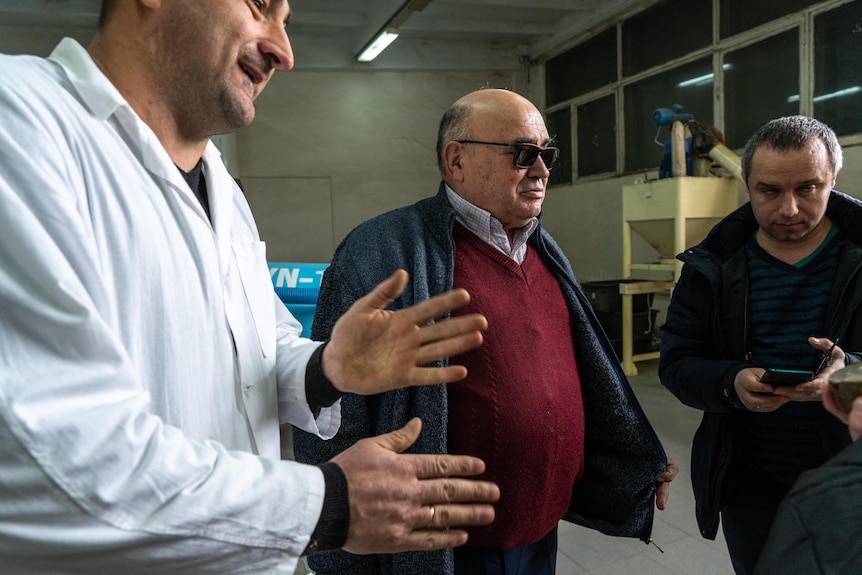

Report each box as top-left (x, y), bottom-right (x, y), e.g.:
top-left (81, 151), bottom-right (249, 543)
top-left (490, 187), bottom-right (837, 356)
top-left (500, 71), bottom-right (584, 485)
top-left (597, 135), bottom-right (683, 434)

top-left (237, 69), bottom-right (524, 262)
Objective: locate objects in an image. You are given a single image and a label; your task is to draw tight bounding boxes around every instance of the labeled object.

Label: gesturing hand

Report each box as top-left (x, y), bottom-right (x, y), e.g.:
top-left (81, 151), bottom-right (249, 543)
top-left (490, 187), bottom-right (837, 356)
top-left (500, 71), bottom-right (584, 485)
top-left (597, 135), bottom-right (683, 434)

top-left (323, 270), bottom-right (488, 395)
top-left (331, 418), bottom-right (500, 554)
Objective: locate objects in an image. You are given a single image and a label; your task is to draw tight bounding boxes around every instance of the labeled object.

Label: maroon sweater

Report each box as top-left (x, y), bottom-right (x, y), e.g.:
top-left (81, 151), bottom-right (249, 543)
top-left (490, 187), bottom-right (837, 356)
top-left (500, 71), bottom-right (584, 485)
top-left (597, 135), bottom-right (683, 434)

top-left (448, 224), bottom-right (585, 549)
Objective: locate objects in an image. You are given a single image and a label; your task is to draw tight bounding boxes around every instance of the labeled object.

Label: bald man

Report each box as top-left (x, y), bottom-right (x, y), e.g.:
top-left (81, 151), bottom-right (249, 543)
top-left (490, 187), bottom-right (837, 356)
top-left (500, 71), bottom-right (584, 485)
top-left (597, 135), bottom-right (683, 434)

top-left (295, 88), bottom-right (678, 575)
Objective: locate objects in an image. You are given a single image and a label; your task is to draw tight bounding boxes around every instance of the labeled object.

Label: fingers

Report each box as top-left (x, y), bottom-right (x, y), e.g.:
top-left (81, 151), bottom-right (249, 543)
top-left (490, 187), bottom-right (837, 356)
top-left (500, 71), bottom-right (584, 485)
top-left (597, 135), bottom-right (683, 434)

top-left (414, 329), bottom-right (485, 366)
top-left (809, 336), bottom-right (837, 353)
top-left (400, 288), bottom-right (477, 327)
top-left (658, 457), bottom-right (679, 483)
top-left (336, 440), bottom-right (499, 555)
top-left (407, 451), bottom-right (487, 481)
top-left (655, 458), bottom-right (678, 511)
top-left (655, 481), bottom-right (670, 511)
top-left (738, 368), bottom-right (787, 411)
top-left (404, 365), bottom-right (470, 387)
top-left (809, 336), bottom-right (846, 373)
top-left (416, 312), bottom-right (488, 345)
top-left (346, 528), bottom-right (473, 555)
top-left (420, 501), bottom-right (496, 530)
top-left (353, 270), bottom-right (409, 313)
top-left (370, 417), bottom-right (424, 454)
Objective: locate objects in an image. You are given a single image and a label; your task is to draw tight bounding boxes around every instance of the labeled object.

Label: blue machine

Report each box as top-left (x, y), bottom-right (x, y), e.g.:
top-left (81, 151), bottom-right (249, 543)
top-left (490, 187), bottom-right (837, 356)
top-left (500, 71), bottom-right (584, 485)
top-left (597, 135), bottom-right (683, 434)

top-left (269, 262), bottom-right (328, 337)
top-left (653, 104), bottom-right (695, 179)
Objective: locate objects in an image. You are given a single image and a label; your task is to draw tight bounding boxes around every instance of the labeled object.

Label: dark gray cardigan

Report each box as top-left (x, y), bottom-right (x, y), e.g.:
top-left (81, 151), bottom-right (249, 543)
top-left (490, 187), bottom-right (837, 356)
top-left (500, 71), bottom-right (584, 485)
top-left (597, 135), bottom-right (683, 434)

top-left (294, 184), bottom-right (668, 575)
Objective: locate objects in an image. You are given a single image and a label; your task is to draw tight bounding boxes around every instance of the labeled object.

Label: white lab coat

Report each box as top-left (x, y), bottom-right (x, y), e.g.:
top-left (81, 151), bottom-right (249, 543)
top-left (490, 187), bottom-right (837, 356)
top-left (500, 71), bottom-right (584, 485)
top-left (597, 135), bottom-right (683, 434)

top-left (0, 39), bottom-right (341, 573)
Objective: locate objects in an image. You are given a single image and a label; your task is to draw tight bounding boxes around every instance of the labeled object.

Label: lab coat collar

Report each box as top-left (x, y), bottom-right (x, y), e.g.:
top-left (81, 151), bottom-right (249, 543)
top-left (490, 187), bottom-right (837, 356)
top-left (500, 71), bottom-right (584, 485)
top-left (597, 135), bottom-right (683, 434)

top-left (49, 39), bottom-right (194, 197)
top-left (48, 38), bottom-right (234, 272)
top-left (48, 38), bottom-right (123, 122)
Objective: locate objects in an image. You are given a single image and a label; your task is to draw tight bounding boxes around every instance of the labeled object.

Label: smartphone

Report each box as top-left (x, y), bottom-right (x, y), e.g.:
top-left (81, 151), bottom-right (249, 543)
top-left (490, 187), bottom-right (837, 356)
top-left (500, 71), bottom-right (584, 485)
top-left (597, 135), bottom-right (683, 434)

top-left (760, 368), bottom-right (815, 385)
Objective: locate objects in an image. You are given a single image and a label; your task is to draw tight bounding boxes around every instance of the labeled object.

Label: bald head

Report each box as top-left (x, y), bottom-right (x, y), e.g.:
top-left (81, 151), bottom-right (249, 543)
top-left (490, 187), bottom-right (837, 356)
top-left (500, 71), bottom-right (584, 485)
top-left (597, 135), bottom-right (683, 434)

top-left (436, 89), bottom-right (544, 176)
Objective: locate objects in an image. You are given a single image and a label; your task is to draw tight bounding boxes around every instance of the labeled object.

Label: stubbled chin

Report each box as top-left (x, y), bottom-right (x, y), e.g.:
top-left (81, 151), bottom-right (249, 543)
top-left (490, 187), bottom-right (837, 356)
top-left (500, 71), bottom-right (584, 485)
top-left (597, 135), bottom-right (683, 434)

top-left (766, 225), bottom-right (807, 242)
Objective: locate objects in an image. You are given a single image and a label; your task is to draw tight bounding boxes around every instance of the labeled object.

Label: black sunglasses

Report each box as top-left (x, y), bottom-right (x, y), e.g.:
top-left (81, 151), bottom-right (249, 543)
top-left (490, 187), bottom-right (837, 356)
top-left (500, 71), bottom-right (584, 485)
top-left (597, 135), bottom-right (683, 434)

top-left (456, 140), bottom-right (560, 170)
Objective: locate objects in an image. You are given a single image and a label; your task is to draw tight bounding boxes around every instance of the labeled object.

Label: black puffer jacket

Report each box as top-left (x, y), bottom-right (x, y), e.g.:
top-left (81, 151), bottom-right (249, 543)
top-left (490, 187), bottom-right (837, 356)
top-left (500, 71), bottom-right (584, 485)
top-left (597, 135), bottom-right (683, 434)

top-left (659, 190), bottom-right (862, 539)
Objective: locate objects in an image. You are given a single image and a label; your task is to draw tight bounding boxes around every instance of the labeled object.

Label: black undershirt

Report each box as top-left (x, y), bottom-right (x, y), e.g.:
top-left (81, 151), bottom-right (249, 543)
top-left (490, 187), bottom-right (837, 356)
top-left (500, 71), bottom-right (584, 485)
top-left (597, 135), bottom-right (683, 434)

top-left (177, 159), bottom-right (211, 221)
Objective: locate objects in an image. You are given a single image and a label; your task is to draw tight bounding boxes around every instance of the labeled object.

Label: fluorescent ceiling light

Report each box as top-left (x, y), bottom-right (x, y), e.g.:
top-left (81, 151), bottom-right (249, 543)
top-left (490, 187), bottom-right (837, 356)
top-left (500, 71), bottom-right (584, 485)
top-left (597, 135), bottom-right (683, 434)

top-left (787, 86), bottom-right (861, 103)
top-left (356, 28), bottom-right (399, 62)
top-left (678, 64), bottom-right (732, 88)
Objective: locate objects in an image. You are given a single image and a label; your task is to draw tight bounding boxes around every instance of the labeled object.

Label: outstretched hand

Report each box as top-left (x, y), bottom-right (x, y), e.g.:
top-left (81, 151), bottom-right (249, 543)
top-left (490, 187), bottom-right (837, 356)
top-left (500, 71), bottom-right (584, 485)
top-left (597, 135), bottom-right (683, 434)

top-left (331, 418), bottom-right (500, 554)
top-left (323, 270), bottom-right (488, 395)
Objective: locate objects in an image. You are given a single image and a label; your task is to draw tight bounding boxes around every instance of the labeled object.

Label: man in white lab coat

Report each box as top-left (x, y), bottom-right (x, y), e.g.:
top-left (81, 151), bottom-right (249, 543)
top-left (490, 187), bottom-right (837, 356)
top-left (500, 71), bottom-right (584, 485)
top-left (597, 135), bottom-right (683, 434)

top-left (0, 0), bottom-right (499, 573)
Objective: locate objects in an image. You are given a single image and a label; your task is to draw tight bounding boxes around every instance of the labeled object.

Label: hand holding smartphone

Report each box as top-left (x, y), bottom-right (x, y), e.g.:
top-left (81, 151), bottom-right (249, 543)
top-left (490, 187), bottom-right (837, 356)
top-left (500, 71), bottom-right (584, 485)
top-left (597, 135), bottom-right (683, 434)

top-left (761, 339), bottom-right (840, 386)
top-left (760, 368), bottom-right (814, 385)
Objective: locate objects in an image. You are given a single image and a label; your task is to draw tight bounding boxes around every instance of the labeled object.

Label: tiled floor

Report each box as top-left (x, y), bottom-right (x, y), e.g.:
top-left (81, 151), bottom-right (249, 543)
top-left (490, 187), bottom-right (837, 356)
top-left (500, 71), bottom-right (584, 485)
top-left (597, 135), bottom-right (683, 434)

top-left (555, 359), bottom-right (734, 575)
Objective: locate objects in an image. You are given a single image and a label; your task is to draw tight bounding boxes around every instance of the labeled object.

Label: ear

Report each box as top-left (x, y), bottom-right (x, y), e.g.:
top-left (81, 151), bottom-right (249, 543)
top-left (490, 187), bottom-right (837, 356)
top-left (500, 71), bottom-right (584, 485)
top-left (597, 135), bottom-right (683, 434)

top-left (443, 141), bottom-right (467, 182)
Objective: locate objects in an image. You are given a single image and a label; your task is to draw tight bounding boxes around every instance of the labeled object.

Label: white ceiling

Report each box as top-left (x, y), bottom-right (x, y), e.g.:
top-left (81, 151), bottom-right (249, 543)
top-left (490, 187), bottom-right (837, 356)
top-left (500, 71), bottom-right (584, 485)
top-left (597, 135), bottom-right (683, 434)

top-left (0, 0), bottom-right (651, 70)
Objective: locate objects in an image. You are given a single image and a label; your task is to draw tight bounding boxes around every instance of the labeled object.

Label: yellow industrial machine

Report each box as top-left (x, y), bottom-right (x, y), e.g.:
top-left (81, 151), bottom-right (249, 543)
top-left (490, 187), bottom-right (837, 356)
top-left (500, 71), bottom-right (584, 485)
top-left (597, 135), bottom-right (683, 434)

top-left (616, 108), bottom-right (743, 375)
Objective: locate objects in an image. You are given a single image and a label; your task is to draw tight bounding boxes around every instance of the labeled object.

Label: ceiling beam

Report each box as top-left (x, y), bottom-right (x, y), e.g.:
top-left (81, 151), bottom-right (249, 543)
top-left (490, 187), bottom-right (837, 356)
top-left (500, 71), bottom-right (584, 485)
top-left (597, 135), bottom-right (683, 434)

top-left (405, 16), bottom-right (555, 36)
top-left (441, 0), bottom-right (595, 10)
top-left (528, 0), bottom-right (653, 60)
top-left (292, 11), bottom-right (365, 29)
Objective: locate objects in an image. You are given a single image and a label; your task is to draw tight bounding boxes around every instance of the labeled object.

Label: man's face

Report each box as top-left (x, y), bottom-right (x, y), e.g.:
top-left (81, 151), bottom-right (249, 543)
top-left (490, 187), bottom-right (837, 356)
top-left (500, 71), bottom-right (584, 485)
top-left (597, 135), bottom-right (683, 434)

top-left (457, 99), bottom-right (552, 236)
top-left (745, 138), bottom-right (835, 244)
top-left (159, 0), bottom-right (294, 139)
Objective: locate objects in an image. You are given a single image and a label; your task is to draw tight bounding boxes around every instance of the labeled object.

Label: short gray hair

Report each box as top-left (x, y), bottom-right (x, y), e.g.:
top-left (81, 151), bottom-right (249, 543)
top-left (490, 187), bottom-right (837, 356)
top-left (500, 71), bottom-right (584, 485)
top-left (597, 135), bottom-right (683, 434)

top-left (740, 115), bottom-right (843, 180)
top-left (436, 103), bottom-right (474, 176)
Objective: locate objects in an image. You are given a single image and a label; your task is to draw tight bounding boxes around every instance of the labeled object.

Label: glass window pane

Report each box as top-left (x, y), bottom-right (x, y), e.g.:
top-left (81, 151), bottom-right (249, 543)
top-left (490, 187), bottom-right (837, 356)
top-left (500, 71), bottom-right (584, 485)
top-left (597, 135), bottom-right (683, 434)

top-left (546, 107), bottom-right (572, 186)
top-left (577, 95), bottom-right (617, 177)
top-left (723, 30), bottom-right (799, 149)
top-left (814, 0), bottom-right (862, 136)
top-left (623, 0), bottom-right (712, 77)
top-left (720, 0), bottom-right (813, 38)
top-left (623, 58), bottom-right (713, 173)
top-left (545, 27), bottom-right (616, 106)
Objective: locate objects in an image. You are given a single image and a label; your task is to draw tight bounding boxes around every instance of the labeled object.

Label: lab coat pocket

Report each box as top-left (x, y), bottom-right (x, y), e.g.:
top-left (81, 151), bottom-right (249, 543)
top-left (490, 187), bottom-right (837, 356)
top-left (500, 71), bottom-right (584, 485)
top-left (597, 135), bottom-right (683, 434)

top-left (232, 241), bottom-right (276, 358)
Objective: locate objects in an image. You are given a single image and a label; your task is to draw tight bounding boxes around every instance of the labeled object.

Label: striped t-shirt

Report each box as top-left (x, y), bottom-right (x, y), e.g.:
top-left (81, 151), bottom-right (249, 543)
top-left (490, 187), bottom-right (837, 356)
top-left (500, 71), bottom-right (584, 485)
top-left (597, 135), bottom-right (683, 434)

top-left (742, 225), bottom-right (840, 484)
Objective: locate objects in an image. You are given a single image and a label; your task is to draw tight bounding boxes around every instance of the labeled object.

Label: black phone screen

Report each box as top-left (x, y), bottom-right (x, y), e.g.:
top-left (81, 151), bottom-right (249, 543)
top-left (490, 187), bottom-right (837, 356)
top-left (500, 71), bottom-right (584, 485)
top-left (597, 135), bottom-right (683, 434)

top-left (760, 368), bottom-right (815, 385)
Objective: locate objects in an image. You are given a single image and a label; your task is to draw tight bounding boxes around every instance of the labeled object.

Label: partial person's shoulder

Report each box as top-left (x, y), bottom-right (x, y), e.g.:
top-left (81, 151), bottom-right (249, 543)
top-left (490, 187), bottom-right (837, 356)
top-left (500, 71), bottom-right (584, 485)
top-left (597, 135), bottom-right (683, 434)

top-left (0, 49), bottom-right (89, 140)
top-left (346, 199), bottom-right (431, 240)
top-left (0, 51), bottom-right (62, 98)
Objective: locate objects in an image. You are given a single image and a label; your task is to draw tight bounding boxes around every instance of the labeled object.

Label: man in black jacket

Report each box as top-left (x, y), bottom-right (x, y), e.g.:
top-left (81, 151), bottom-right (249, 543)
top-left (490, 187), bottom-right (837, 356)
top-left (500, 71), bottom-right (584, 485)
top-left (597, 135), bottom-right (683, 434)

top-left (659, 115), bottom-right (859, 574)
